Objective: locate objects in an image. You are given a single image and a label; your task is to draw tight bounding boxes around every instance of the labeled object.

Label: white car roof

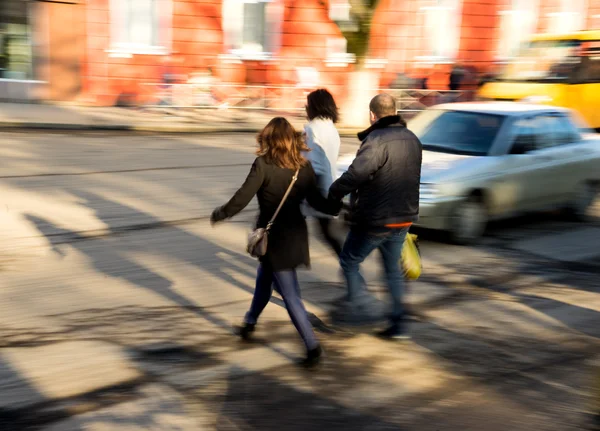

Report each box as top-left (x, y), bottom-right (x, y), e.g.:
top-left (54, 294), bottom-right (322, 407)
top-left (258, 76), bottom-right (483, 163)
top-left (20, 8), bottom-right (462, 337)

top-left (433, 102), bottom-right (570, 116)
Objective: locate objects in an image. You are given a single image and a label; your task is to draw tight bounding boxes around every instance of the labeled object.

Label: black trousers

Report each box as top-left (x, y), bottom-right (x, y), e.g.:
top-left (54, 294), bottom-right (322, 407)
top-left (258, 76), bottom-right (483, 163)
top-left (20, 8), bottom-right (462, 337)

top-left (316, 218), bottom-right (343, 257)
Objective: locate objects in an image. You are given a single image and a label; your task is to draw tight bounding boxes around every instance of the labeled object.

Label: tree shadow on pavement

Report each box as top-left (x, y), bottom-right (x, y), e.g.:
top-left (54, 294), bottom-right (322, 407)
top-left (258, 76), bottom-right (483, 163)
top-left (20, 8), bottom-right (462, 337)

top-left (0, 355), bottom-right (52, 431)
top-left (203, 368), bottom-right (404, 431)
top-left (511, 291), bottom-right (600, 339)
top-left (26, 212), bottom-right (237, 332)
top-left (23, 190), bottom-right (333, 355)
top-left (411, 319), bottom-right (595, 430)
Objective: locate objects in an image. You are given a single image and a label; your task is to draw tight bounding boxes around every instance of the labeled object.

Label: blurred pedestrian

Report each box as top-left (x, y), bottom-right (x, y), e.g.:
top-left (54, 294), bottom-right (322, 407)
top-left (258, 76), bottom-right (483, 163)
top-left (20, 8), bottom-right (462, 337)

top-left (211, 117), bottom-right (340, 367)
top-left (0, 36), bottom-right (10, 79)
top-left (449, 63), bottom-right (465, 91)
top-left (303, 89), bottom-right (343, 257)
top-left (328, 94), bottom-right (422, 339)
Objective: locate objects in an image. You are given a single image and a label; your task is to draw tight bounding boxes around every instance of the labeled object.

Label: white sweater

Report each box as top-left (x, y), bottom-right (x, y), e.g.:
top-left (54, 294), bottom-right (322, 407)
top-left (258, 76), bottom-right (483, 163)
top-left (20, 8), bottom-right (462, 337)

top-left (303, 118), bottom-right (341, 218)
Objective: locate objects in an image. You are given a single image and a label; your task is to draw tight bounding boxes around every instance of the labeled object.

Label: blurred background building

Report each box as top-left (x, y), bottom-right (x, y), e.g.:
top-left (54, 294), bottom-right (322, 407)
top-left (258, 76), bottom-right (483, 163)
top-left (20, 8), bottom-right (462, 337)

top-left (1, 0), bottom-right (600, 107)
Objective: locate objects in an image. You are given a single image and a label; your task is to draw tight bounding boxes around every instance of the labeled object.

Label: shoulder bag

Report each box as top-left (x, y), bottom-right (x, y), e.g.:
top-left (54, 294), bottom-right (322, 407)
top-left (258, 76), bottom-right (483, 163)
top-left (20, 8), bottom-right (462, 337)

top-left (247, 169), bottom-right (299, 258)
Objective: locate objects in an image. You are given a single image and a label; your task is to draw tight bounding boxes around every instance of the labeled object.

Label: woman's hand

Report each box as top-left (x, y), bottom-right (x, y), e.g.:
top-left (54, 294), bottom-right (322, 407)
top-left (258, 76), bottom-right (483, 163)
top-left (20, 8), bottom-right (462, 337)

top-left (210, 207), bottom-right (222, 227)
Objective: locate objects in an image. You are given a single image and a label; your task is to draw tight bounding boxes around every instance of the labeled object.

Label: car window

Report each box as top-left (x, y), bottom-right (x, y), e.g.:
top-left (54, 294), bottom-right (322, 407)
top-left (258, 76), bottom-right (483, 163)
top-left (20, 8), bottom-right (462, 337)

top-left (411, 111), bottom-right (505, 156)
top-left (511, 117), bottom-right (544, 153)
top-left (536, 115), bottom-right (579, 149)
top-left (547, 115), bottom-right (580, 145)
top-left (512, 114), bottom-right (579, 152)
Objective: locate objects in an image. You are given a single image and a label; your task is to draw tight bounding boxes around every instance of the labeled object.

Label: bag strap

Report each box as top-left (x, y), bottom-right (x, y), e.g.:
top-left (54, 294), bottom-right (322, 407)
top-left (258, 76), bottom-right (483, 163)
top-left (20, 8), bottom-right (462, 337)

top-left (266, 169), bottom-right (299, 231)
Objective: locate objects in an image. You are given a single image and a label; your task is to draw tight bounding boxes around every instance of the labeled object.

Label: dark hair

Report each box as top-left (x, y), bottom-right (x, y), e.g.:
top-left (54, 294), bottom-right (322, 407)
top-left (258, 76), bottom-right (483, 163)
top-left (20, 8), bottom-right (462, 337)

top-left (369, 93), bottom-right (397, 119)
top-left (256, 117), bottom-right (310, 170)
top-left (305, 89), bottom-right (339, 123)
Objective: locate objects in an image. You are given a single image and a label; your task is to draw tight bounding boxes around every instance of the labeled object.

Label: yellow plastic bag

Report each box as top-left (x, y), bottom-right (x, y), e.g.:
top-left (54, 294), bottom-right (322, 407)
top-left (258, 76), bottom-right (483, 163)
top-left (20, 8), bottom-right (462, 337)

top-left (402, 233), bottom-right (422, 280)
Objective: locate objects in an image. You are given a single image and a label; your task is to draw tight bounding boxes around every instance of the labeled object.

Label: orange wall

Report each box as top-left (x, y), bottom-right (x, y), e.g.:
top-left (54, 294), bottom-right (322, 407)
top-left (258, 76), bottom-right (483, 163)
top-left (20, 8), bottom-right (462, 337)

top-left (370, 0), bottom-right (502, 89)
top-left (83, 0), bottom-right (223, 105)
top-left (590, 0), bottom-right (600, 29)
top-left (70, 0), bottom-right (600, 105)
top-left (34, 1), bottom-right (85, 102)
top-left (458, 0), bottom-right (501, 65)
top-left (81, 0), bottom-right (351, 105)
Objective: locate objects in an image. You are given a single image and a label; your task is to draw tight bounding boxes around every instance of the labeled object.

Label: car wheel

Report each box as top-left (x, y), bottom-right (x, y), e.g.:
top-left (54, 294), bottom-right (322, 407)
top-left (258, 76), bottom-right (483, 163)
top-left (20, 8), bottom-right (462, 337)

top-left (567, 182), bottom-right (597, 221)
top-left (448, 196), bottom-right (488, 245)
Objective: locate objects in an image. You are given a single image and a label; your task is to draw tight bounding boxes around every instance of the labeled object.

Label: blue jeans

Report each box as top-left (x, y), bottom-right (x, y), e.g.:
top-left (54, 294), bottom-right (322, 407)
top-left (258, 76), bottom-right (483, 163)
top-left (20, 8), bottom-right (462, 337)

top-left (245, 265), bottom-right (318, 350)
top-left (340, 227), bottom-right (408, 325)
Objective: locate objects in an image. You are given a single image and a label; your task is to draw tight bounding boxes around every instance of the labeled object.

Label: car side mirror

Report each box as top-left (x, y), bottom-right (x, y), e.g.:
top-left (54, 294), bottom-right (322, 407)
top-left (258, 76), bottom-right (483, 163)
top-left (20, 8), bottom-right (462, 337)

top-left (510, 135), bottom-right (536, 155)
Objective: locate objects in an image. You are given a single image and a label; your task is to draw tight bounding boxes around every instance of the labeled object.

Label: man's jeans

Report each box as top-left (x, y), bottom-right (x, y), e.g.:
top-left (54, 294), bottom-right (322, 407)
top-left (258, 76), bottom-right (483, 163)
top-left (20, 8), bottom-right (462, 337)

top-left (339, 226), bottom-right (409, 325)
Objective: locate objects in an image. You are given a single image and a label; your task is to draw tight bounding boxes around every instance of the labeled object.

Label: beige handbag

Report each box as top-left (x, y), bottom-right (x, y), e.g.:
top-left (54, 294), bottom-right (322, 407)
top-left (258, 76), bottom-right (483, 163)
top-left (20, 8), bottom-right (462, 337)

top-left (247, 170), bottom-right (299, 258)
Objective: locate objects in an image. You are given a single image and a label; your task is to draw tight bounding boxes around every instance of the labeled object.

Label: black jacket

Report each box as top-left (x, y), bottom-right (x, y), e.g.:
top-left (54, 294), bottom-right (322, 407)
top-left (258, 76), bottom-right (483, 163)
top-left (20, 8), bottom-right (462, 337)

top-left (329, 115), bottom-right (422, 227)
top-left (212, 157), bottom-right (339, 271)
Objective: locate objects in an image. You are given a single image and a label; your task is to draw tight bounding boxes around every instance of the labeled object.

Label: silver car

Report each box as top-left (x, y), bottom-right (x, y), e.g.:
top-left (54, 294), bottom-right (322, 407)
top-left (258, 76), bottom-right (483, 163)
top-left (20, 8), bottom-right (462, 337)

top-left (337, 102), bottom-right (600, 244)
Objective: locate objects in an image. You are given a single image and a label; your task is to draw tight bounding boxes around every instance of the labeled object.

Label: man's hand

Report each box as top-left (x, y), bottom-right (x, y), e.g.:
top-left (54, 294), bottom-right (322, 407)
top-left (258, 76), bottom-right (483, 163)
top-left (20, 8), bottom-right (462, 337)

top-left (324, 196), bottom-right (343, 217)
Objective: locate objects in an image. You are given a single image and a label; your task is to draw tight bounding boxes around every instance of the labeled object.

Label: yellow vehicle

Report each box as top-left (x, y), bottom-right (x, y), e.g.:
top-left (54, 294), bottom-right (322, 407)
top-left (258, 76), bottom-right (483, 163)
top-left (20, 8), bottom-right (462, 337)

top-left (478, 30), bottom-right (600, 130)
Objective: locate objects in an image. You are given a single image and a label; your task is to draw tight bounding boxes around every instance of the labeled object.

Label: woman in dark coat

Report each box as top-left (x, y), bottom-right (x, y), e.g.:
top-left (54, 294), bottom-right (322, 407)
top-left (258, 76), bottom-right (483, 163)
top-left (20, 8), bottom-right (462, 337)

top-left (211, 117), bottom-right (339, 367)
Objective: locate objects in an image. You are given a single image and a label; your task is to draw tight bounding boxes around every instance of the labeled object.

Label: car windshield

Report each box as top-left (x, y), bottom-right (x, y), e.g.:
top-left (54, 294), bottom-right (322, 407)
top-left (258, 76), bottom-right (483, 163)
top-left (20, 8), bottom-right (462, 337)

top-left (498, 39), bottom-right (582, 82)
top-left (409, 110), bottom-right (505, 156)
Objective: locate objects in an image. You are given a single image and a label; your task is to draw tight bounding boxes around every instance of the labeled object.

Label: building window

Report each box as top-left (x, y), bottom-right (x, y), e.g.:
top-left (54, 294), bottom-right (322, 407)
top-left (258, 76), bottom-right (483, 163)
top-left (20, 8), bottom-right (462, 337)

top-left (0, 0), bottom-right (33, 80)
top-left (497, 0), bottom-right (539, 60)
top-left (222, 0), bottom-right (282, 60)
top-left (418, 0), bottom-right (462, 63)
top-left (329, 0), bottom-right (351, 22)
top-left (547, 0), bottom-right (586, 34)
top-left (108, 0), bottom-right (172, 57)
top-left (295, 67), bottom-right (320, 88)
top-left (325, 37), bottom-right (355, 67)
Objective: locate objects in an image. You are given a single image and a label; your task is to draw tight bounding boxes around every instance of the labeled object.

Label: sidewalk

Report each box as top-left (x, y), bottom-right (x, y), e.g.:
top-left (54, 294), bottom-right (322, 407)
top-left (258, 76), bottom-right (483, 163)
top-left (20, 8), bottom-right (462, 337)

top-left (1, 118), bottom-right (599, 430)
top-left (0, 102), bottom-right (364, 136)
top-left (1, 218), bottom-right (597, 430)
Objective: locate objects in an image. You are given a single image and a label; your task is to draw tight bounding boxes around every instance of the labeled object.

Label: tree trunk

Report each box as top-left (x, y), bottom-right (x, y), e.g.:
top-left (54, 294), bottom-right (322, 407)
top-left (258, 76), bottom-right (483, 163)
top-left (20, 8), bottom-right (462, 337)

top-left (341, 70), bottom-right (380, 128)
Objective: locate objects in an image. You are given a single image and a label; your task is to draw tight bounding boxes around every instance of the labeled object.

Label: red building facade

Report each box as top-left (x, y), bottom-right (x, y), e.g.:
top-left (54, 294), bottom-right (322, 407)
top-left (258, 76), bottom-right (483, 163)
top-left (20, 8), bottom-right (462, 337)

top-left (3, 0), bottom-right (600, 105)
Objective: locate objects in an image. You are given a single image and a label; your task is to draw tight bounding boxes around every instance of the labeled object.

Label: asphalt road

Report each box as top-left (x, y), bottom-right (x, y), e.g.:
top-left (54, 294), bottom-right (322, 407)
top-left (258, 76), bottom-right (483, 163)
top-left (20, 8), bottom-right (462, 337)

top-left (1, 131), bottom-right (599, 430)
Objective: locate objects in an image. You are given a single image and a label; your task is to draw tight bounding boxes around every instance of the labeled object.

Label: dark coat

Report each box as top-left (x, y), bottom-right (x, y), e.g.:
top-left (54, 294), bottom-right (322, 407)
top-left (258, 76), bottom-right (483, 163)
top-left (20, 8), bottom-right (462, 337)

top-left (212, 156), bottom-right (339, 271)
top-left (329, 115), bottom-right (422, 228)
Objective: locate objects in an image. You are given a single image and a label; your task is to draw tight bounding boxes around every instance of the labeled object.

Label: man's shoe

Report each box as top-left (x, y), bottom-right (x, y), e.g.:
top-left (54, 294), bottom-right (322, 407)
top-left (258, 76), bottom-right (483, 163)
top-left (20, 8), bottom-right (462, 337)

top-left (376, 325), bottom-right (410, 340)
top-left (330, 296), bottom-right (386, 326)
top-left (403, 306), bottom-right (423, 322)
top-left (235, 323), bottom-right (255, 341)
top-left (300, 345), bottom-right (323, 368)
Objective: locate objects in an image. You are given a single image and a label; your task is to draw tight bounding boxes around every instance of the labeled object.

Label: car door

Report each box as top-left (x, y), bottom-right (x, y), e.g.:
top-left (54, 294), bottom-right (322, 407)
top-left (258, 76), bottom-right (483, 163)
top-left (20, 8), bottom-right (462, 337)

top-left (540, 112), bottom-right (595, 203)
top-left (517, 114), bottom-right (581, 208)
top-left (495, 114), bottom-right (565, 213)
top-left (487, 116), bottom-right (544, 216)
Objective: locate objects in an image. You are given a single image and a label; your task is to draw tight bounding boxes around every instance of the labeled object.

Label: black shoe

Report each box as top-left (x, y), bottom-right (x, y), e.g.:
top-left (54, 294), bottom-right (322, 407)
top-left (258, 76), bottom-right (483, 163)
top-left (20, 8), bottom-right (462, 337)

top-left (235, 323), bottom-right (255, 341)
top-left (376, 325), bottom-right (410, 340)
top-left (404, 307), bottom-right (423, 322)
top-left (300, 345), bottom-right (323, 368)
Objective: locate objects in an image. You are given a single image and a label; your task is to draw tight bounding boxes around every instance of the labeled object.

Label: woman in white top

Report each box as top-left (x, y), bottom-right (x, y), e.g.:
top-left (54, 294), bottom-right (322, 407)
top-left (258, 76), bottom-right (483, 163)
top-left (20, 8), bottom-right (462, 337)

top-left (304, 89), bottom-right (343, 256)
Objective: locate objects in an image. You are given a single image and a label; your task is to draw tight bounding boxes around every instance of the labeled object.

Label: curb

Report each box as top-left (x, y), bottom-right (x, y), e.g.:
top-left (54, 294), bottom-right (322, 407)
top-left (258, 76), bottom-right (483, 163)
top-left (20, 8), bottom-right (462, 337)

top-left (0, 121), bottom-right (362, 137)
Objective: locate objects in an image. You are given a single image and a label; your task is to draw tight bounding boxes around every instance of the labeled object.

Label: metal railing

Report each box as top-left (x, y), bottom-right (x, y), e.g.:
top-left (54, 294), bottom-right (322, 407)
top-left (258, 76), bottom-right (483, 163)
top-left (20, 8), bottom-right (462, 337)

top-left (385, 89), bottom-right (475, 113)
top-left (139, 83), bottom-right (315, 111)
top-left (136, 83), bottom-right (475, 115)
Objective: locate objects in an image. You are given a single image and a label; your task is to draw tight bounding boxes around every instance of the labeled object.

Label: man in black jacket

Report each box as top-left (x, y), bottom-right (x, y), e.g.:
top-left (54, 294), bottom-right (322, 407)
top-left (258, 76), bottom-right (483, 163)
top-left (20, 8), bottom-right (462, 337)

top-left (329, 93), bottom-right (422, 338)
